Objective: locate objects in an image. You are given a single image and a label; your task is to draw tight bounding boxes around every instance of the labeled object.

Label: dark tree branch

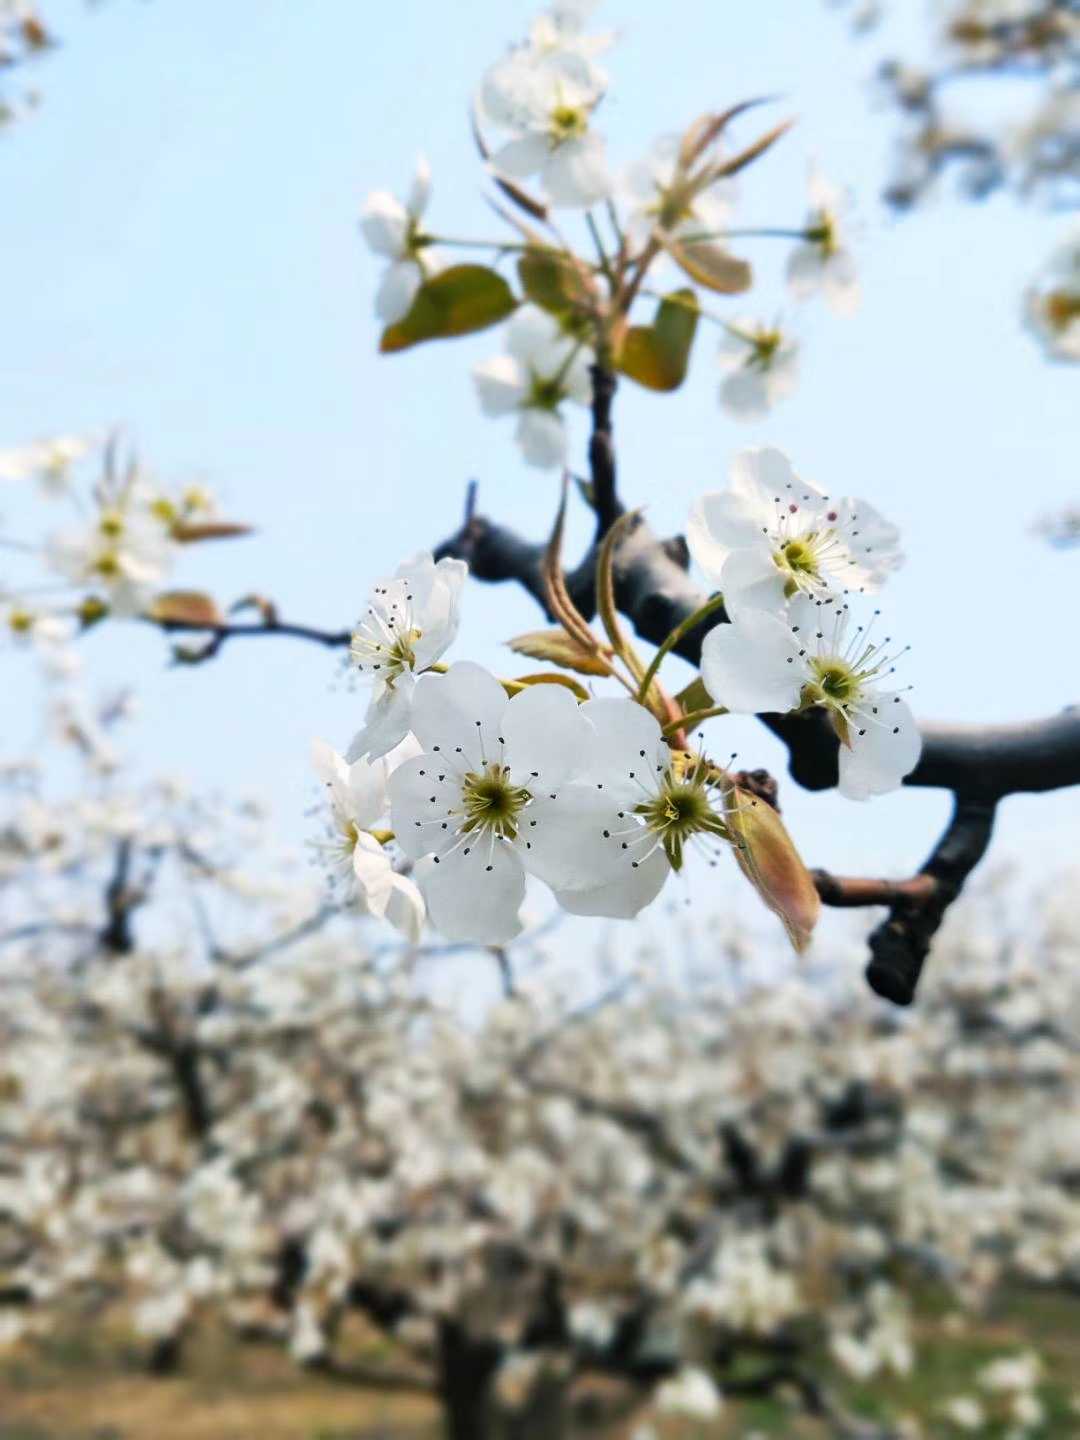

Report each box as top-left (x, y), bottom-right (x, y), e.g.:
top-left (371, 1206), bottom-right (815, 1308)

top-left (144, 613), bottom-right (352, 665)
top-left (432, 491), bottom-right (1079, 1004)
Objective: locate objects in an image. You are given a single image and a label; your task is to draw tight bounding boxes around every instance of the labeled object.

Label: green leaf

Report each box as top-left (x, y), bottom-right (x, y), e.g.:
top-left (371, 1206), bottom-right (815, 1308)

top-left (508, 629), bottom-right (612, 678)
top-left (509, 672), bottom-right (591, 702)
top-left (617, 289), bottom-right (700, 391)
top-left (666, 239), bottom-right (751, 295)
top-left (674, 675), bottom-right (712, 715)
top-left (148, 590), bottom-right (224, 627)
top-left (379, 266), bottom-right (517, 353)
top-left (517, 249), bottom-right (590, 316)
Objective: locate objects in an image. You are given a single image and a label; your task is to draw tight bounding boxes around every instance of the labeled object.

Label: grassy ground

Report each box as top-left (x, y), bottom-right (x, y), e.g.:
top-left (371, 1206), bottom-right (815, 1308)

top-left (2, 1286), bottom-right (1079, 1438)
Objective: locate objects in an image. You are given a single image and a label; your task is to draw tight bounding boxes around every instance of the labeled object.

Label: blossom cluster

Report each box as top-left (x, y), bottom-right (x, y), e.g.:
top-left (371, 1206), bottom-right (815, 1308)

top-left (317, 447), bottom-right (917, 946)
top-left (358, 0), bottom-right (866, 464)
top-left (0, 432), bottom-right (248, 666)
top-left (3, 829), bottom-right (1080, 1436)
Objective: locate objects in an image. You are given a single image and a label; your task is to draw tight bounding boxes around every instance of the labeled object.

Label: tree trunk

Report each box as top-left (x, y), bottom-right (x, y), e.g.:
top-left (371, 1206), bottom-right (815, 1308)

top-left (437, 1319), bottom-right (501, 1440)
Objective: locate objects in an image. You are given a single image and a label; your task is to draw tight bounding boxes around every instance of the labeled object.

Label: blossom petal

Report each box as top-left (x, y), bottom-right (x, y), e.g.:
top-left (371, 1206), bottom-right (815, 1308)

top-left (406, 155), bottom-right (432, 218)
top-left (700, 612), bottom-right (805, 715)
top-left (415, 840), bottom-right (525, 944)
top-left (385, 874), bottom-right (426, 942)
top-left (719, 369), bottom-right (769, 419)
top-left (410, 661), bottom-right (508, 771)
top-left (346, 676), bottom-right (415, 762)
top-left (360, 193), bottom-right (409, 257)
top-left (553, 845), bottom-right (668, 918)
top-left (492, 133), bottom-right (550, 180)
top-left (473, 356), bottom-right (527, 416)
top-left (520, 787), bottom-right (627, 893)
top-left (375, 260), bottom-right (423, 323)
top-left (839, 696), bottom-right (922, 801)
top-left (543, 133), bottom-right (610, 207)
top-left (721, 546), bottom-right (788, 619)
top-left (502, 682), bottom-right (593, 788)
top-left (351, 832), bottom-right (396, 917)
top-left (387, 753), bottom-right (460, 861)
top-left (516, 409), bottom-right (567, 469)
top-left (578, 698), bottom-right (667, 805)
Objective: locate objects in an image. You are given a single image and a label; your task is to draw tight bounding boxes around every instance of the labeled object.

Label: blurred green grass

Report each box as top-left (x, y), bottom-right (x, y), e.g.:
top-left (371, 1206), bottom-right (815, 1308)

top-left (2, 1284), bottom-right (1079, 1437)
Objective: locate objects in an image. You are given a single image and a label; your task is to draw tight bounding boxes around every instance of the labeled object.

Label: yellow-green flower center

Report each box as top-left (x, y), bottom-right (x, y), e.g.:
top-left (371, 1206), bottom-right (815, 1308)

top-left (550, 104), bottom-right (588, 143)
top-left (98, 509), bottom-right (125, 540)
top-left (460, 763), bottom-right (532, 842)
top-left (748, 328), bottom-right (783, 370)
top-left (1045, 289), bottom-right (1080, 333)
top-left (805, 657), bottom-right (860, 707)
top-left (635, 769), bottom-right (729, 872)
top-left (807, 211), bottom-right (838, 256)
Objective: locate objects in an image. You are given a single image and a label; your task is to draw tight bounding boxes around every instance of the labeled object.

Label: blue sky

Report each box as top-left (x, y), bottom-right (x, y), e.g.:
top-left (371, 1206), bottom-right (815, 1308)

top-left (2, 0), bottom-right (1076, 956)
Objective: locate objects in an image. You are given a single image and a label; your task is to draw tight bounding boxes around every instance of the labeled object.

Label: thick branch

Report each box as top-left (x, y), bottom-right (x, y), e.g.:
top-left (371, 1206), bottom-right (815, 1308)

top-left (435, 506), bottom-right (1080, 802)
top-left (432, 500), bottom-right (1078, 1003)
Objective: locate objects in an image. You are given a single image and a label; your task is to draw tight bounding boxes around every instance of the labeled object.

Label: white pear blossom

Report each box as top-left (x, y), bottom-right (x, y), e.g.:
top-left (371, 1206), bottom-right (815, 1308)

top-left (387, 661), bottom-right (602, 944)
top-left (360, 156), bottom-right (445, 324)
top-left (622, 133), bottom-right (735, 251)
top-left (545, 697), bottom-right (733, 919)
top-left (1023, 230), bottom-right (1080, 362)
top-left (0, 434), bottom-right (95, 493)
top-left (941, 1396), bottom-right (985, 1431)
top-left (787, 167), bottom-right (860, 315)
top-left (687, 447), bottom-right (902, 619)
top-left (347, 551), bottom-right (467, 762)
top-left (718, 319), bottom-right (799, 420)
top-left (311, 738), bottom-right (425, 943)
top-left (46, 503), bottom-right (172, 615)
top-left (700, 596), bottom-right (921, 800)
top-left (480, 45), bottom-right (610, 207)
top-left (654, 1366), bottom-right (724, 1420)
top-left (473, 304), bottom-right (592, 469)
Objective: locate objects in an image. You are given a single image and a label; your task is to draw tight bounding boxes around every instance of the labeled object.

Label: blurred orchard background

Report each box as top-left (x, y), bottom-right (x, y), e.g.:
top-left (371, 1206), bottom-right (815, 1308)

top-left (1, 1), bottom-right (1078, 1437)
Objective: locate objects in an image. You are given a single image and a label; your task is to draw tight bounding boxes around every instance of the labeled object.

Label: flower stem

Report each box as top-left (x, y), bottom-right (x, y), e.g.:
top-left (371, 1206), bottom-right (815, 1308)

top-left (663, 704), bottom-right (728, 737)
top-left (636, 592), bottom-right (728, 704)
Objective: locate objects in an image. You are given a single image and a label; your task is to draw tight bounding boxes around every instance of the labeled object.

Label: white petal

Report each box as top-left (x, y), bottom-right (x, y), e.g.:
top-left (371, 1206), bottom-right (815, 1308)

top-left (516, 409), bottom-right (567, 469)
top-left (553, 846), bottom-right (668, 918)
top-left (311, 737), bottom-right (349, 792)
top-left (838, 696), bottom-right (922, 801)
top-left (502, 682), bottom-right (593, 788)
top-left (519, 787), bottom-right (626, 893)
top-left (375, 260), bottom-right (422, 323)
top-left (387, 753), bottom-right (460, 861)
top-left (578, 697), bottom-right (667, 805)
top-left (719, 369), bottom-right (769, 419)
top-left (346, 677), bottom-right (415, 762)
top-left (473, 355), bottom-right (527, 416)
top-left (406, 155), bottom-right (432, 218)
top-left (411, 560), bottom-right (468, 671)
top-left (415, 841), bottom-right (525, 944)
top-left (561, 347), bottom-right (594, 406)
top-left (385, 875), bottom-right (426, 942)
top-left (721, 546), bottom-right (788, 619)
top-left (543, 133), bottom-right (610, 208)
top-left (823, 250), bottom-right (860, 315)
top-left (410, 661), bottom-right (508, 770)
top-left (351, 832), bottom-right (396, 917)
top-left (360, 193), bottom-right (409, 258)
top-left (492, 133), bottom-right (550, 180)
top-left (700, 612), bottom-right (805, 714)
top-left (786, 244), bottom-right (825, 298)
top-left (505, 303), bottom-right (564, 365)
top-left (344, 753), bottom-right (389, 829)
